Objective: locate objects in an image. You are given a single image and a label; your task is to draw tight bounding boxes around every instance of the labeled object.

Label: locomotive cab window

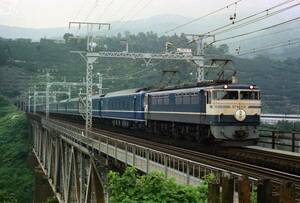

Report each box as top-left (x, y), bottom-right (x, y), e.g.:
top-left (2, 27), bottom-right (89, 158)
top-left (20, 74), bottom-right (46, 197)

top-left (240, 91), bottom-right (259, 100)
top-left (212, 90), bottom-right (238, 100)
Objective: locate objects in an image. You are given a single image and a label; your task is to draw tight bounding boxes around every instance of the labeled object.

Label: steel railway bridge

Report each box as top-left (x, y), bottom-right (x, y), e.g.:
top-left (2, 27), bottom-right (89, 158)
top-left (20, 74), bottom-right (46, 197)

top-left (30, 113), bottom-right (300, 203)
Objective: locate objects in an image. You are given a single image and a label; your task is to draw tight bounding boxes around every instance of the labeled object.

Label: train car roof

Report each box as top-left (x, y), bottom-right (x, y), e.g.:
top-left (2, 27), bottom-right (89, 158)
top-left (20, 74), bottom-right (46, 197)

top-left (148, 87), bottom-right (204, 95)
top-left (57, 97), bottom-right (79, 103)
top-left (147, 83), bottom-right (259, 95)
top-left (209, 83), bottom-right (259, 90)
top-left (103, 88), bottom-right (147, 97)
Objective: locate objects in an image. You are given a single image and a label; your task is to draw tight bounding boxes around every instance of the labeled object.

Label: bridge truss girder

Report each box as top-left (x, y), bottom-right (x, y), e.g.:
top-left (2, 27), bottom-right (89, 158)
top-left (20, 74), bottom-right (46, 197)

top-left (32, 121), bottom-right (106, 203)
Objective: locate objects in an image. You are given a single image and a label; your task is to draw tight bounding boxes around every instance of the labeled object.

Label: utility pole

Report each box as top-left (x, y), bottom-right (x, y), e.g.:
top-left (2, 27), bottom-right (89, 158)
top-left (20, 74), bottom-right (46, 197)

top-left (46, 72), bottom-right (50, 119)
top-left (68, 86), bottom-right (71, 100)
top-left (185, 34), bottom-right (215, 82)
top-left (69, 21), bottom-right (110, 135)
top-left (28, 88), bottom-right (31, 113)
top-left (33, 85), bottom-right (37, 114)
top-left (32, 71), bottom-right (99, 119)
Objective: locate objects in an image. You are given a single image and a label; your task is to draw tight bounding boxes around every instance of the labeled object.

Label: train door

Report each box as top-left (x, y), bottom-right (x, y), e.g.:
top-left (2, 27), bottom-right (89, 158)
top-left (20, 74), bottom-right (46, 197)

top-left (98, 99), bottom-right (102, 117)
top-left (200, 90), bottom-right (206, 113)
top-left (144, 94), bottom-right (149, 120)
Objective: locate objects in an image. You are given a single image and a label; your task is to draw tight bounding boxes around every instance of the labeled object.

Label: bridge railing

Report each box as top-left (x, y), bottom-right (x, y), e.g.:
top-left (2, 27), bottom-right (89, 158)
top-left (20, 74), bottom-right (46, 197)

top-left (44, 118), bottom-right (251, 186)
top-left (258, 129), bottom-right (300, 152)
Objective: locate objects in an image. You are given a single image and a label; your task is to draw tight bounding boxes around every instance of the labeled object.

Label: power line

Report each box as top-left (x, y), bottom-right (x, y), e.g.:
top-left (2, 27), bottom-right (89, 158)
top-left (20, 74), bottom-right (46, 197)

top-left (226, 22), bottom-right (300, 45)
top-left (237, 37), bottom-right (300, 56)
top-left (72, 0), bottom-right (88, 21)
top-left (96, 0), bottom-right (115, 22)
top-left (111, 0), bottom-right (146, 31)
top-left (214, 2), bottom-right (300, 36)
top-left (115, 0), bottom-right (153, 30)
top-left (107, 0), bottom-right (129, 24)
top-left (205, 0), bottom-right (298, 35)
top-left (164, 0), bottom-right (243, 34)
top-left (212, 16), bottom-right (300, 44)
top-left (84, 0), bottom-right (100, 21)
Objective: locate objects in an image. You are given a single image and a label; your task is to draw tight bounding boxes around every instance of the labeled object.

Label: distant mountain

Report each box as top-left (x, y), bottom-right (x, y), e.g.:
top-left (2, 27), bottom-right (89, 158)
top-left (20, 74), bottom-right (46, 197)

top-left (0, 25), bottom-right (67, 41)
top-left (0, 14), bottom-right (299, 59)
top-left (0, 14), bottom-right (224, 40)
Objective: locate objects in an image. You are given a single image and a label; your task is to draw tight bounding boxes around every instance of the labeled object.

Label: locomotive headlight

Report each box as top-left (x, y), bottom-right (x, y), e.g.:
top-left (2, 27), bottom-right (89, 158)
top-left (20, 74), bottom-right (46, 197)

top-left (234, 109), bottom-right (246, 121)
top-left (224, 84), bottom-right (228, 89)
top-left (250, 85), bottom-right (254, 89)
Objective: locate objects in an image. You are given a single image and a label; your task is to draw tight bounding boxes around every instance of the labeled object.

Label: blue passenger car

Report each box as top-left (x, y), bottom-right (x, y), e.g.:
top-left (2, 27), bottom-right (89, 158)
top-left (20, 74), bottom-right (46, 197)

top-left (99, 88), bottom-right (146, 122)
top-left (146, 87), bottom-right (206, 124)
top-left (57, 100), bottom-right (67, 114)
top-left (67, 98), bottom-right (79, 115)
top-left (49, 103), bottom-right (57, 113)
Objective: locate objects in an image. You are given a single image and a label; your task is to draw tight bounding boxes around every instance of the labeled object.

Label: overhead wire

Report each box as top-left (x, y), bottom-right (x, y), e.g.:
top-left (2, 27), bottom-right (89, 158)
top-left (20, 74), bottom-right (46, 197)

top-left (114, 0), bottom-right (153, 30)
top-left (237, 37), bottom-right (300, 56)
top-left (126, 0), bottom-right (153, 22)
top-left (213, 3), bottom-right (300, 36)
top-left (205, 0), bottom-right (299, 35)
top-left (211, 16), bottom-right (300, 44)
top-left (83, 0), bottom-right (100, 21)
top-left (96, 0), bottom-right (115, 22)
top-left (107, 0), bottom-right (130, 24)
top-left (226, 22), bottom-right (300, 45)
top-left (71, 0), bottom-right (88, 21)
top-left (111, 0), bottom-right (146, 31)
top-left (164, 0), bottom-right (244, 34)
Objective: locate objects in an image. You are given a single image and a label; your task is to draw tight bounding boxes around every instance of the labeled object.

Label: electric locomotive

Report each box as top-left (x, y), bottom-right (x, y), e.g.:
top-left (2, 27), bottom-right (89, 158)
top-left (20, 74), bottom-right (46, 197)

top-left (145, 83), bottom-right (260, 145)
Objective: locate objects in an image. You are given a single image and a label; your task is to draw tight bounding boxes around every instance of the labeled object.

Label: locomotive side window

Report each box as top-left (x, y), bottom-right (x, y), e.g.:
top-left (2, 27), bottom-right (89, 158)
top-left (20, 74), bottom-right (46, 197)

top-left (240, 91), bottom-right (259, 100)
top-left (175, 94), bottom-right (182, 104)
top-left (183, 94), bottom-right (190, 104)
top-left (191, 92), bottom-right (199, 104)
top-left (163, 95), bottom-right (169, 105)
top-left (213, 90), bottom-right (238, 100)
top-left (158, 96), bottom-right (163, 105)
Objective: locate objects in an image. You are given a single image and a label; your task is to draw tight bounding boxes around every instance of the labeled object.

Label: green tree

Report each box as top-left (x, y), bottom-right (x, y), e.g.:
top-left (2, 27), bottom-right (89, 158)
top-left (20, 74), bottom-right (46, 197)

top-left (0, 97), bottom-right (33, 202)
top-left (63, 33), bottom-right (74, 44)
top-left (108, 167), bottom-right (212, 203)
top-left (0, 191), bottom-right (17, 203)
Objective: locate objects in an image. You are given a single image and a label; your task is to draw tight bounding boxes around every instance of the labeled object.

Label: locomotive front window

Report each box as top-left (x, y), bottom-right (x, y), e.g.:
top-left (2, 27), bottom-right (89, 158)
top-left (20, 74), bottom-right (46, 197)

top-left (212, 90), bottom-right (238, 100)
top-left (240, 91), bottom-right (259, 100)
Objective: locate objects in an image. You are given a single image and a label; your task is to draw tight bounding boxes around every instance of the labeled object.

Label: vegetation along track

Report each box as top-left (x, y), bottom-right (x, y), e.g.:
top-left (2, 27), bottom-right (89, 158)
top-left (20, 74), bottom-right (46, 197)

top-left (39, 115), bottom-right (300, 188)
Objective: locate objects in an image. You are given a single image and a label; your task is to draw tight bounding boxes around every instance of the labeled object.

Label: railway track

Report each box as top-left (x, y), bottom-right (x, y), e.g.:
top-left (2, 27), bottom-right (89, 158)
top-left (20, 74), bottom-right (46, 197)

top-left (43, 115), bottom-right (300, 188)
top-left (219, 146), bottom-right (300, 175)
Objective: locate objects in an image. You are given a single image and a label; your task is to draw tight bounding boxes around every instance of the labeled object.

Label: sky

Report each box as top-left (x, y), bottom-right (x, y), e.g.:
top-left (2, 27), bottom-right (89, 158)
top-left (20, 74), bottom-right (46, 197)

top-left (0, 0), bottom-right (297, 28)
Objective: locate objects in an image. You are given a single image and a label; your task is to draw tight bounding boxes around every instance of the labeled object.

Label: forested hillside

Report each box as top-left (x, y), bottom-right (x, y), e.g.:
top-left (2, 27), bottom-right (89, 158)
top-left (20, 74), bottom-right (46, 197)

top-left (0, 97), bottom-right (33, 202)
top-left (0, 32), bottom-right (299, 113)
